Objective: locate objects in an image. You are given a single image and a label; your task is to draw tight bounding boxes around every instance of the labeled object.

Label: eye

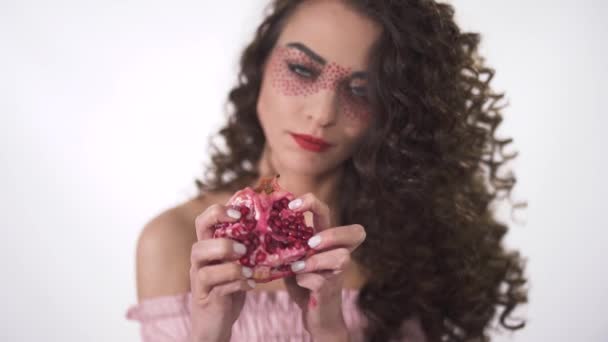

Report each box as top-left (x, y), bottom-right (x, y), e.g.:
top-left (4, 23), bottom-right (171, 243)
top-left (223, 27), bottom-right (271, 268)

top-left (349, 86), bottom-right (368, 98)
top-left (287, 63), bottom-right (315, 79)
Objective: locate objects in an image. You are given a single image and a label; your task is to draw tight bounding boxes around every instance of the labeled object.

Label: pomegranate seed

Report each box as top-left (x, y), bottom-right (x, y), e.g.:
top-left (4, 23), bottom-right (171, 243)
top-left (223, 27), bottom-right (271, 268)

top-left (255, 252), bottom-right (267, 262)
top-left (211, 177), bottom-right (317, 282)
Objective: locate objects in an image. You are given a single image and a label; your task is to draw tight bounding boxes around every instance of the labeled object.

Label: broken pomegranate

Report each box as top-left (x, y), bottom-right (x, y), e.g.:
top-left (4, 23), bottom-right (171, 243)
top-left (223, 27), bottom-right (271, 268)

top-left (212, 176), bottom-right (316, 282)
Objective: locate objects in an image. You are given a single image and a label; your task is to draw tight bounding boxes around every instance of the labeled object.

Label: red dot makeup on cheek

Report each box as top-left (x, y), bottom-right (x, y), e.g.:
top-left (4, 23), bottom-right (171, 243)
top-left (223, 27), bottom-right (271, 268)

top-left (267, 46), bottom-right (372, 122)
top-left (323, 63), bottom-right (371, 122)
top-left (336, 84), bottom-right (372, 122)
top-left (269, 46), bottom-right (320, 97)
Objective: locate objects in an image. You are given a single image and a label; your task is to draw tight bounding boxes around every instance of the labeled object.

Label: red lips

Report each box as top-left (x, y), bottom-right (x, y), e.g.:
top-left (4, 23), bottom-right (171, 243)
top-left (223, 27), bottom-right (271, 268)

top-left (290, 133), bottom-right (332, 152)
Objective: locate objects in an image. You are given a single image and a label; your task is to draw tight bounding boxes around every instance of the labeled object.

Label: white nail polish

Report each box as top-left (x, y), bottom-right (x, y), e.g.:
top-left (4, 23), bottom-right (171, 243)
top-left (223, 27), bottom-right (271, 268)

top-left (307, 235), bottom-right (321, 248)
top-left (227, 209), bottom-right (241, 219)
top-left (288, 198), bottom-right (303, 210)
top-left (242, 266), bottom-right (253, 278)
top-left (247, 279), bottom-right (256, 288)
top-left (233, 243), bottom-right (247, 255)
top-left (291, 260), bottom-right (305, 272)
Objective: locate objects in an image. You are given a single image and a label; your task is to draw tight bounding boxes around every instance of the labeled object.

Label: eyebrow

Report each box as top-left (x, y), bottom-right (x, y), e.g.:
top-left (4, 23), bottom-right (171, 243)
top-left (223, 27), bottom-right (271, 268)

top-left (286, 42), bottom-right (326, 65)
top-left (285, 42), bottom-right (369, 79)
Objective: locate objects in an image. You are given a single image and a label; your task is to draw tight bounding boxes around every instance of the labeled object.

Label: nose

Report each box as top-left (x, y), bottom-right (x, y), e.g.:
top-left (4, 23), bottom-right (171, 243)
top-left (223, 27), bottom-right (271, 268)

top-left (306, 89), bottom-right (338, 127)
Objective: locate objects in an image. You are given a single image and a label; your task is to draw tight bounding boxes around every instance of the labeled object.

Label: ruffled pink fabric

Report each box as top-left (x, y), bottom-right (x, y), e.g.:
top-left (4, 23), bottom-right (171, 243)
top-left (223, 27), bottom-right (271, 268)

top-left (126, 289), bottom-right (427, 342)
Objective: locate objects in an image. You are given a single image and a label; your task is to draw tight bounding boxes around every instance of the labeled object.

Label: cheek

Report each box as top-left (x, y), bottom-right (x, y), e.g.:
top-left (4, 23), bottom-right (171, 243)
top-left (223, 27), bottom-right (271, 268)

top-left (336, 91), bottom-right (372, 123)
top-left (336, 87), bottom-right (372, 123)
top-left (324, 66), bottom-right (372, 123)
top-left (257, 68), bottom-right (301, 132)
top-left (315, 64), bottom-right (362, 121)
top-left (343, 125), bottom-right (369, 147)
top-left (336, 99), bottom-right (373, 137)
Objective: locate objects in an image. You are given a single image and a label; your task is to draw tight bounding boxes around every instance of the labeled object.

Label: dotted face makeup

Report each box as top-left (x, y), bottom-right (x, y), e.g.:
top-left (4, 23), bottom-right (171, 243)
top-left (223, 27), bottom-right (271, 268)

top-left (267, 45), bottom-right (372, 122)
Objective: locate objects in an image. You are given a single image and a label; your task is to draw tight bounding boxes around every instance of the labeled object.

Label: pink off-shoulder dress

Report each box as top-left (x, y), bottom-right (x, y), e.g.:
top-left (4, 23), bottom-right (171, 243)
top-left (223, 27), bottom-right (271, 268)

top-left (126, 289), bottom-right (427, 342)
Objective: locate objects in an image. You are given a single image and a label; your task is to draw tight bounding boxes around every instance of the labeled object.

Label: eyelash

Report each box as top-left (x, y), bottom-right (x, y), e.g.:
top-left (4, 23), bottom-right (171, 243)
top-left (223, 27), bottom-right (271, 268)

top-left (287, 63), bottom-right (317, 79)
top-left (287, 62), bottom-right (368, 99)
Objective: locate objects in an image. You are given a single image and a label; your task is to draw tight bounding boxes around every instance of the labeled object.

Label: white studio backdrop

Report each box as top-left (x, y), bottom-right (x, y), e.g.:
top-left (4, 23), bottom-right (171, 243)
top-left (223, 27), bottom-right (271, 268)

top-left (0, 1), bottom-right (606, 341)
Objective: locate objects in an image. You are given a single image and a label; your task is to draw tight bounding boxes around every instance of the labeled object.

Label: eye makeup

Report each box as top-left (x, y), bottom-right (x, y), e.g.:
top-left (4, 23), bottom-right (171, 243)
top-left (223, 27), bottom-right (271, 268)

top-left (268, 44), bottom-right (371, 122)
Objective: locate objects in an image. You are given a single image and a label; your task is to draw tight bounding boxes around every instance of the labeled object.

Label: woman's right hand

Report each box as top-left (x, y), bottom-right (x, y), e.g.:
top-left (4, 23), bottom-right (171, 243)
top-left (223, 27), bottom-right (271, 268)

top-left (190, 204), bottom-right (256, 342)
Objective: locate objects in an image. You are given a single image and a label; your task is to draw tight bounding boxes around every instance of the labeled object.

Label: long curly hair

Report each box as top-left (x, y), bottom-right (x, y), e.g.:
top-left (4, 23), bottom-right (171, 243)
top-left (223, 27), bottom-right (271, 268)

top-left (195, 1), bottom-right (528, 341)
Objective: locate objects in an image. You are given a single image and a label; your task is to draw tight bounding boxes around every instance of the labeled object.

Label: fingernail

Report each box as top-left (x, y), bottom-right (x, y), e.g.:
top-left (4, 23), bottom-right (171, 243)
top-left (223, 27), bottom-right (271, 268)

top-left (307, 235), bottom-right (321, 248)
top-left (247, 279), bottom-right (256, 288)
top-left (233, 242), bottom-right (247, 255)
top-left (291, 260), bottom-right (306, 272)
top-left (227, 209), bottom-right (241, 219)
top-left (242, 266), bottom-right (253, 278)
top-left (288, 198), bottom-right (303, 210)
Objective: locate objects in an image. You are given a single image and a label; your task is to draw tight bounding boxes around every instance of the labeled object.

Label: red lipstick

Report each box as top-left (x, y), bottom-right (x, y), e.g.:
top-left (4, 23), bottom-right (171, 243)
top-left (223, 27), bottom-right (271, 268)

top-left (290, 133), bottom-right (332, 152)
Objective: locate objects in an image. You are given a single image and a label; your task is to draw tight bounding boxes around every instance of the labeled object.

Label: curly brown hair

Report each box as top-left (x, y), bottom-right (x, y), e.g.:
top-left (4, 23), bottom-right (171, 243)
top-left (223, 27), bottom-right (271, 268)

top-left (195, 1), bottom-right (528, 341)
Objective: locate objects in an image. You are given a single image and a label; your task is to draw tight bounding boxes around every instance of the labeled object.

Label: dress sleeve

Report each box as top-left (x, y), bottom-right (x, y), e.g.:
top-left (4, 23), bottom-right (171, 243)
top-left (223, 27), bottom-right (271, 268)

top-left (126, 293), bottom-right (192, 342)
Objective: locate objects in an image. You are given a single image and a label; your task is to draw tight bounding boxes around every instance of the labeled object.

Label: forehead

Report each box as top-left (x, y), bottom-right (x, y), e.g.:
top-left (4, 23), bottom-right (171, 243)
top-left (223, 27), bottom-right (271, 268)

top-left (276, 0), bottom-right (381, 71)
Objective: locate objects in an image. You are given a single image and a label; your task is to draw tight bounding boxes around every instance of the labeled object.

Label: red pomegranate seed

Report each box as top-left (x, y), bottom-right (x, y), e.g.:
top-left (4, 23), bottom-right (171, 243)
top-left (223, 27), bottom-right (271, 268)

top-left (211, 176), bottom-right (316, 283)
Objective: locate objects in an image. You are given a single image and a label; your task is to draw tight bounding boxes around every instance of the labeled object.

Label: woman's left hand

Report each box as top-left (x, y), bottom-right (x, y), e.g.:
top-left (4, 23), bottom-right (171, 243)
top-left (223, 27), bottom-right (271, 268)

top-left (283, 193), bottom-right (366, 342)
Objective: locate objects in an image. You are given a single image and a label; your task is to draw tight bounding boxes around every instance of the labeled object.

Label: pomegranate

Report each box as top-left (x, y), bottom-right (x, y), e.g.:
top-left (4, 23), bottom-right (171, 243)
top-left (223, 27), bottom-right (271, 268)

top-left (212, 176), bottom-right (316, 282)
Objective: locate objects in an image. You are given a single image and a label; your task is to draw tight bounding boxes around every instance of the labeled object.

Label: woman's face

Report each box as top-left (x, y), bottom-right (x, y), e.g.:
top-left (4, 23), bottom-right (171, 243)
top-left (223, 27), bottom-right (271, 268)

top-left (256, 0), bottom-right (381, 176)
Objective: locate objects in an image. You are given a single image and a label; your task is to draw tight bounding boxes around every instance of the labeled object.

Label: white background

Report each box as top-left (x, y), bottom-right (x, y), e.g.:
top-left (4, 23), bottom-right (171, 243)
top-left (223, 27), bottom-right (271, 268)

top-left (1, 1), bottom-right (606, 341)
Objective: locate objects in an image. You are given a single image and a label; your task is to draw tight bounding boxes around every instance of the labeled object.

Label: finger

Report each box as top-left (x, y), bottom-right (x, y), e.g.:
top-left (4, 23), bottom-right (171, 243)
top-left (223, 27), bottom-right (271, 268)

top-left (196, 262), bottom-right (254, 295)
top-left (306, 224), bottom-right (366, 252)
top-left (290, 248), bottom-right (351, 274)
top-left (287, 193), bottom-right (331, 232)
top-left (294, 272), bottom-right (334, 292)
top-left (190, 238), bottom-right (247, 268)
top-left (192, 279), bottom-right (254, 306)
top-left (212, 279), bottom-right (257, 297)
top-left (194, 204), bottom-right (242, 240)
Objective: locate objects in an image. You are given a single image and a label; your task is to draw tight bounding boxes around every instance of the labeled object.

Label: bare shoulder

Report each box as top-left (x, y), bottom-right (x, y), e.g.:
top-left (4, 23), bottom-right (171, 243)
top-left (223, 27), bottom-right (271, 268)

top-left (135, 191), bottom-right (232, 300)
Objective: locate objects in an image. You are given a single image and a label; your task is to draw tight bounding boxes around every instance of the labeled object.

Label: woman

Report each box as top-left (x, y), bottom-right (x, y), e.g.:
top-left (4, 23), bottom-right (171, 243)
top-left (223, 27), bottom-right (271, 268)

top-left (127, 0), bottom-right (528, 341)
